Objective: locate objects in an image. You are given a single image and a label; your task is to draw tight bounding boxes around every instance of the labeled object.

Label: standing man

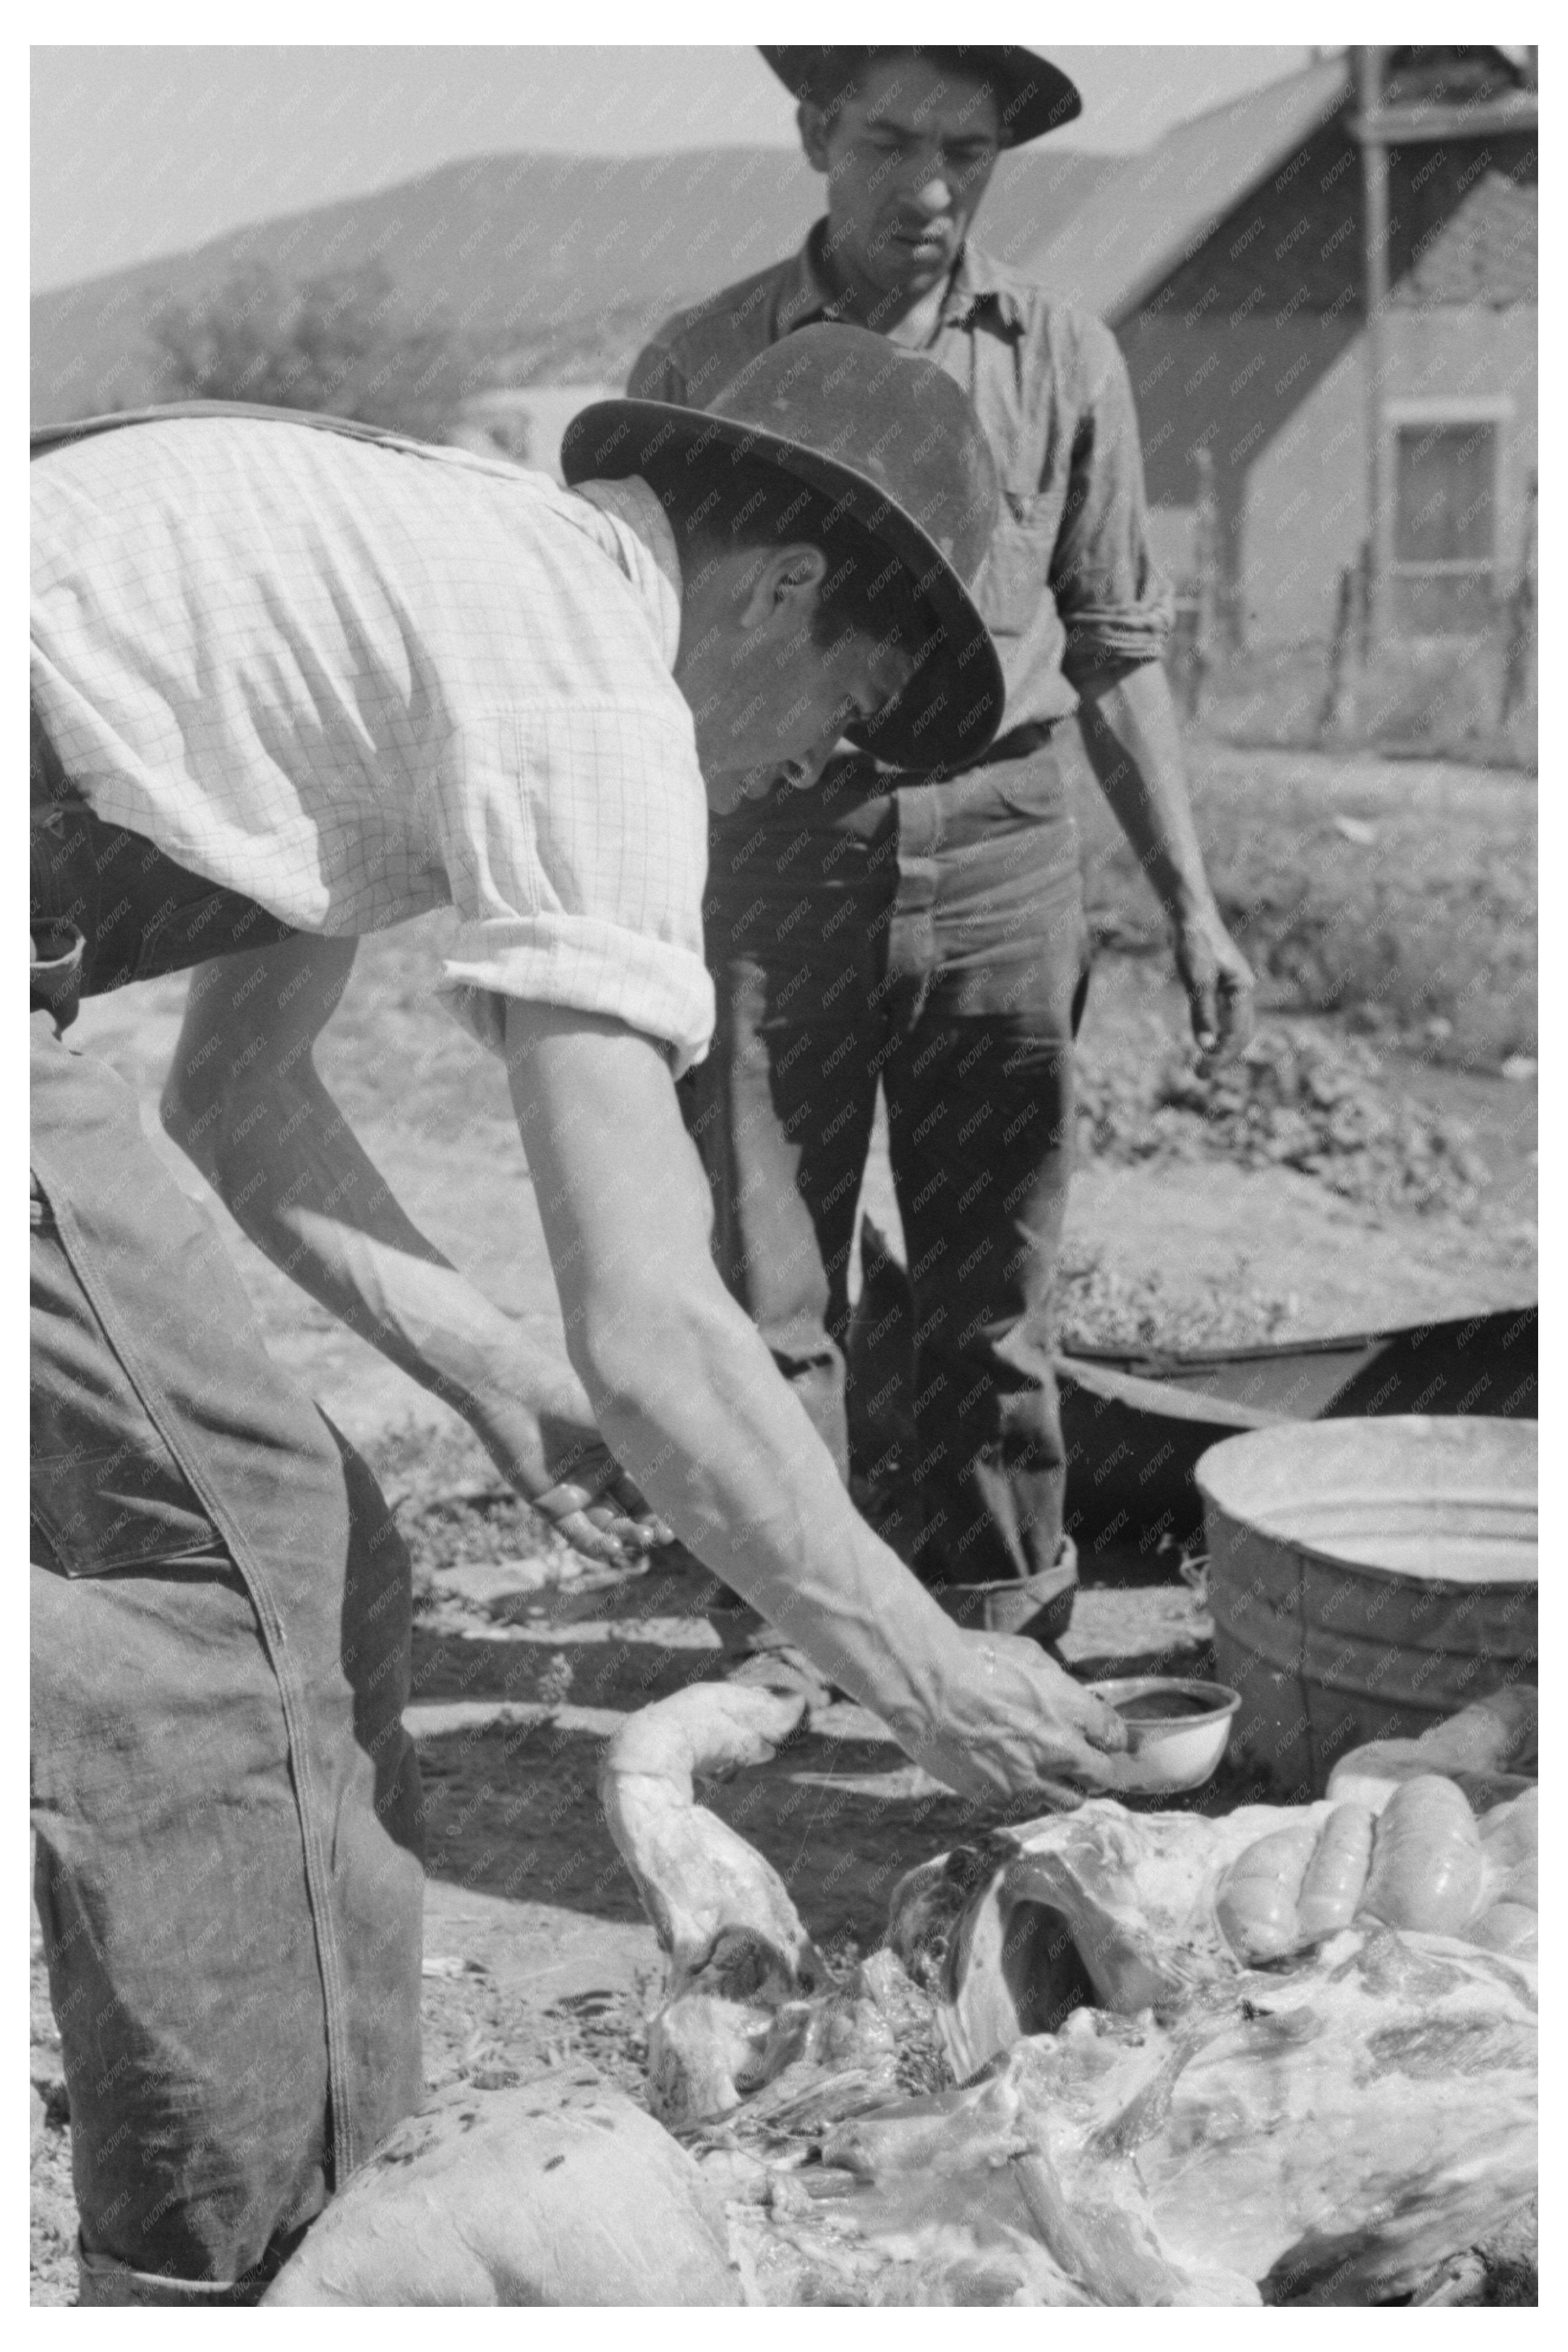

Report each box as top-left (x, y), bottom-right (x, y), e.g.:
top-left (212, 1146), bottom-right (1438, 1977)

top-left (630, 46), bottom-right (1255, 1642)
top-left (31, 331), bottom-right (1124, 2304)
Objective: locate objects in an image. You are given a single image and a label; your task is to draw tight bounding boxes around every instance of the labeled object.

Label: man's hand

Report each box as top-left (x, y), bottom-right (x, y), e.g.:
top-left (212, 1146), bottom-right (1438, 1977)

top-left (900, 1630), bottom-right (1128, 1809)
top-left (521, 1409), bottom-right (673, 1565)
top-left (1172, 902), bottom-right (1256, 1070)
top-left (1075, 663), bottom-right (1255, 1070)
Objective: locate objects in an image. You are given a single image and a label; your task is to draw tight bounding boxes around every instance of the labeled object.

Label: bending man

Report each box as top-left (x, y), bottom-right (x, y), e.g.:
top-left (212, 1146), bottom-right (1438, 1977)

top-left (30, 327), bottom-right (1125, 2304)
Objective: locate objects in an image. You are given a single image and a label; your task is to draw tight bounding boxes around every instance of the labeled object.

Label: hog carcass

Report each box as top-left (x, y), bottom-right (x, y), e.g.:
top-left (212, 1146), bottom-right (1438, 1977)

top-left (263, 2075), bottom-right (739, 2305)
top-left (888, 1778), bottom-right (1537, 2076)
top-left (1327, 1683), bottom-right (1538, 1816)
top-left (604, 1683), bottom-right (1537, 2306)
top-left (269, 1683), bottom-right (1536, 2306)
top-left (811, 1926), bottom-right (1536, 2305)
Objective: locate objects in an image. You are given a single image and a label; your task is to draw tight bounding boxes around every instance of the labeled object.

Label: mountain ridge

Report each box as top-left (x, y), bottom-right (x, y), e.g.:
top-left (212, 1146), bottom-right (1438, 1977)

top-left (32, 143), bottom-right (1117, 424)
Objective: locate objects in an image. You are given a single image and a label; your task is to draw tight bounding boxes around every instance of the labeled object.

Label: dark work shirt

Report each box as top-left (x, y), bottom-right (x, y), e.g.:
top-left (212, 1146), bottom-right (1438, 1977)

top-left (629, 221), bottom-right (1174, 746)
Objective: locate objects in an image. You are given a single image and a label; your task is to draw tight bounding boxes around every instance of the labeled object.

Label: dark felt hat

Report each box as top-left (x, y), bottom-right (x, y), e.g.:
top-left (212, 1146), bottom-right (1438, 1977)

top-left (759, 45), bottom-right (1082, 146)
top-left (561, 324), bottom-right (1004, 772)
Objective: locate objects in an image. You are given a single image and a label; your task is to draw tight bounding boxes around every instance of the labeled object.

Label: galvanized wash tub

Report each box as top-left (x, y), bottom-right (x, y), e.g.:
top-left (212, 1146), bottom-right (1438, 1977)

top-left (1196, 1417), bottom-right (1536, 1798)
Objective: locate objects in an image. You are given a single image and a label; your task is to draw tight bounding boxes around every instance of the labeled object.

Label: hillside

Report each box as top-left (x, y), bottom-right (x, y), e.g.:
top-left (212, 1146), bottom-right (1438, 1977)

top-left (31, 143), bottom-right (1115, 424)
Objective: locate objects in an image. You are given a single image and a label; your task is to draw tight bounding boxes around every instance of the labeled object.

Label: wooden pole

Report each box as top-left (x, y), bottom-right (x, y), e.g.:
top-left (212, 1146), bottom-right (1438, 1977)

top-left (1190, 445), bottom-right (1219, 722)
top-left (1499, 471), bottom-right (1538, 731)
top-left (1317, 564), bottom-right (1356, 742)
top-left (1357, 46), bottom-right (1391, 649)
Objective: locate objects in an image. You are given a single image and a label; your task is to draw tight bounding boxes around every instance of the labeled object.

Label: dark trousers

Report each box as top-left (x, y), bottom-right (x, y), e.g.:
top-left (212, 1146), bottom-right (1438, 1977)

top-left (30, 1006), bottom-right (424, 2300)
top-left (687, 745), bottom-right (1090, 1590)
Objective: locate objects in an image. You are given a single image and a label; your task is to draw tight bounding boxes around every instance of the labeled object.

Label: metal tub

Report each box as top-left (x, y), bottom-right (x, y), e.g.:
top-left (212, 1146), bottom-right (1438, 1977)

top-left (1059, 1306), bottom-right (1536, 1560)
top-left (1196, 1416), bottom-right (1536, 1797)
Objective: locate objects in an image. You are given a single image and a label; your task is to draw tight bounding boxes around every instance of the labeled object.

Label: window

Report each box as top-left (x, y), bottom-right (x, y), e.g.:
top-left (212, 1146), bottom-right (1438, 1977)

top-left (1387, 403), bottom-right (1508, 637)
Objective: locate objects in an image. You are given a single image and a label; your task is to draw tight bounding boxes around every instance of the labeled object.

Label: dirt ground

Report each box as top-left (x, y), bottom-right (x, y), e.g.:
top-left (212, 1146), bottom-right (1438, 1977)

top-left (31, 742), bottom-right (1536, 2302)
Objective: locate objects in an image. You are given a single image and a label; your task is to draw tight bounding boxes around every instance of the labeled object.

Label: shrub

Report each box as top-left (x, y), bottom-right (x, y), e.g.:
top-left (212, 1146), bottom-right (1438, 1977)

top-left (148, 259), bottom-right (477, 442)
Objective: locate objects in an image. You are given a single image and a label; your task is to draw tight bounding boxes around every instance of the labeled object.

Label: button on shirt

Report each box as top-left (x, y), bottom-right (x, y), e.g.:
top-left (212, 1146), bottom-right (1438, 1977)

top-left (30, 416), bottom-right (715, 1072)
top-left (630, 223), bottom-right (1174, 745)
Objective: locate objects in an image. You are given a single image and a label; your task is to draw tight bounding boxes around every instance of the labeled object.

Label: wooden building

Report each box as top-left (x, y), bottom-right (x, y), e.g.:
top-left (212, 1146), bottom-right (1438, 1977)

top-left (1024, 47), bottom-right (1538, 650)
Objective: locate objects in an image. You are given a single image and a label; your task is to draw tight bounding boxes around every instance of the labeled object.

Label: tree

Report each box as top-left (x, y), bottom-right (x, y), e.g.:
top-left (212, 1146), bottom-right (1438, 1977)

top-left (147, 260), bottom-right (476, 443)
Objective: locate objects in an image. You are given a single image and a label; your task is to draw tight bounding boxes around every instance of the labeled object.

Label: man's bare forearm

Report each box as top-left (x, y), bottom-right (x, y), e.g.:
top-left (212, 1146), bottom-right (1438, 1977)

top-left (160, 937), bottom-right (600, 1490)
top-left (1074, 660), bottom-right (1255, 1060)
top-left (583, 1274), bottom-right (953, 1722)
top-left (177, 1060), bottom-right (592, 1463)
top-left (1075, 658), bottom-right (1219, 920)
top-left (503, 1007), bottom-right (957, 1720)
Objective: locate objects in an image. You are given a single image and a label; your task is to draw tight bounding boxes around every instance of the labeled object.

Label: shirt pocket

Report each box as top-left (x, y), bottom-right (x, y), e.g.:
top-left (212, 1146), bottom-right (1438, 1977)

top-left (972, 490), bottom-right (1056, 640)
top-left (993, 758), bottom-right (1075, 828)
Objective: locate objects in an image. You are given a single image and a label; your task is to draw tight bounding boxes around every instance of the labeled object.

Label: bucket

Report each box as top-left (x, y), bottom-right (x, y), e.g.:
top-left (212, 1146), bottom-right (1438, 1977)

top-left (1196, 1416), bottom-right (1536, 1798)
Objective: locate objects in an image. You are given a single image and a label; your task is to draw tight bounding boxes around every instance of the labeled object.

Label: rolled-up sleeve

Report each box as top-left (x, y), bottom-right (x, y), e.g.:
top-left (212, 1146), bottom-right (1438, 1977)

top-left (427, 704), bottom-right (715, 1077)
top-left (1050, 325), bottom-right (1175, 687)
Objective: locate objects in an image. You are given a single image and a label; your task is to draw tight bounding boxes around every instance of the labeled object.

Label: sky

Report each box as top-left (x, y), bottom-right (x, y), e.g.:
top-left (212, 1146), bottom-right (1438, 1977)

top-left (31, 45), bottom-right (1321, 293)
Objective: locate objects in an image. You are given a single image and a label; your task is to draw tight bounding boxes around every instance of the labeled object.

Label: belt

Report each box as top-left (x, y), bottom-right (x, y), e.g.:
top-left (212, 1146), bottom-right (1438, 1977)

top-left (953, 719), bottom-right (1060, 769)
top-left (712, 719), bottom-right (1064, 850)
top-left (835, 718), bottom-right (1060, 796)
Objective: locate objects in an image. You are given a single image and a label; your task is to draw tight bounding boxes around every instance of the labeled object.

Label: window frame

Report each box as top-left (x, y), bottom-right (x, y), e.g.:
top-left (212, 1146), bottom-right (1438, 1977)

top-left (1383, 394), bottom-right (1513, 640)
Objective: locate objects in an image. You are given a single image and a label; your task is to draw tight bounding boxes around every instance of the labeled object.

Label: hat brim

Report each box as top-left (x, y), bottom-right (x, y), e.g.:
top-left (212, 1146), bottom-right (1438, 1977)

top-left (561, 397), bottom-right (1005, 774)
top-left (759, 46), bottom-right (1082, 146)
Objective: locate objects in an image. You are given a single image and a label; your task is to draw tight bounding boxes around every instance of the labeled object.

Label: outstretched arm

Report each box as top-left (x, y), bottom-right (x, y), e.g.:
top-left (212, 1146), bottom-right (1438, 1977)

top-left (160, 932), bottom-right (661, 1562)
top-left (502, 996), bottom-right (1127, 1806)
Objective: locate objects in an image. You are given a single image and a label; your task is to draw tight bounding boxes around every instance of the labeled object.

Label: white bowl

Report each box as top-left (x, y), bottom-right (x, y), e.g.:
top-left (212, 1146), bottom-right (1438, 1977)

top-left (1088, 1675), bottom-right (1241, 1794)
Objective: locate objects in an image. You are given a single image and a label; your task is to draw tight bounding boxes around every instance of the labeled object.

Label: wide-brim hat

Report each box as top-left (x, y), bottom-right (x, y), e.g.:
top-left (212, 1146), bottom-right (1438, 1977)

top-left (760, 45), bottom-right (1082, 146)
top-left (561, 323), bottom-right (1004, 772)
